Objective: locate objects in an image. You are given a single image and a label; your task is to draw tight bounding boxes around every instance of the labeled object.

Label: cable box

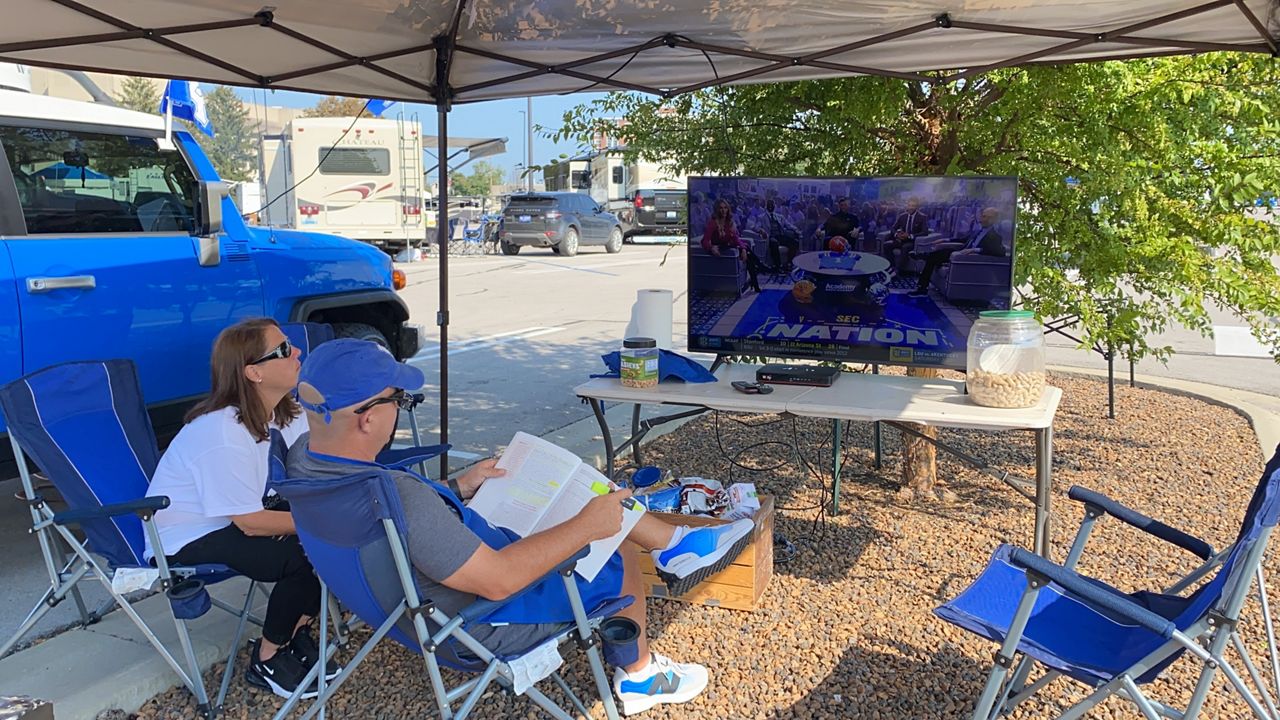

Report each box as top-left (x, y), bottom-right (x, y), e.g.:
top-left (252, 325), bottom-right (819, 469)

top-left (755, 364), bottom-right (840, 387)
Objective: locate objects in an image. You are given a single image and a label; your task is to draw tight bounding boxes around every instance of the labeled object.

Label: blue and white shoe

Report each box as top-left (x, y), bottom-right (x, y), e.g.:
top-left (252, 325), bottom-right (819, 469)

top-left (652, 518), bottom-right (754, 596)
top-left (612, 652), bottom-right (708, 715)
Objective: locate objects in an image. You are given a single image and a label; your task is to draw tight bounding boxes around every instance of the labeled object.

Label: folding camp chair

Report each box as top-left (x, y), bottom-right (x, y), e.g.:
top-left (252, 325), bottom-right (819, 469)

top-left (935, 446), bottom-right (1280, 720)
top-left (0, 360), bottom-right (263, 718)
top-left (269, 469), bottom-right (632, 720)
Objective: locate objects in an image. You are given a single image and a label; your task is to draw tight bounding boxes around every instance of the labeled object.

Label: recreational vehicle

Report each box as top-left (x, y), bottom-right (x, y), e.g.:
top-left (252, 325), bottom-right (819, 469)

top-left (260, 116), bottom-right (424, 254)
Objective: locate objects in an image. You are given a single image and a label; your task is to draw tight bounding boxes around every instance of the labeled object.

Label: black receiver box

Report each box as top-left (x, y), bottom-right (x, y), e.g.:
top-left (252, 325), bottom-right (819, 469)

top-left (755, 364), bottom-right (840, 387)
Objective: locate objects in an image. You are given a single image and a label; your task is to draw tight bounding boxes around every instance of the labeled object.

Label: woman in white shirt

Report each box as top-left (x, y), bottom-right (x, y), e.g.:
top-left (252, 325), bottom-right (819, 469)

top-left (147, 318), bottom-right (325, 699)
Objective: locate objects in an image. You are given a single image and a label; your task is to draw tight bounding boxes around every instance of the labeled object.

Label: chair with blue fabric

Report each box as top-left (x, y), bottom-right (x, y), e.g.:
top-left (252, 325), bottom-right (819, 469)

top-left (279, 322), bottom-right (336, 365)
top-left (0, 360), bottom-right (263, 718)
top-left (935, 446), bottom-right (1280, 720)
top-left (269, 468), bottom-right (632, 720)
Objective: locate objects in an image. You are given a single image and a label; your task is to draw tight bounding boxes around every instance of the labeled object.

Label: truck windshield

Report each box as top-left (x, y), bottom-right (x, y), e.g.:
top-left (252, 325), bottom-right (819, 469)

top-left (0, 126), bottom-right (196, 235)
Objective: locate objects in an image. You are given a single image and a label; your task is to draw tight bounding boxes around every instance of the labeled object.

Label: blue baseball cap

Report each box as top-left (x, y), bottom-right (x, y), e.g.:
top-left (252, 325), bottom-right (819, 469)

top-left (296, 339), bottom-right (424, 423)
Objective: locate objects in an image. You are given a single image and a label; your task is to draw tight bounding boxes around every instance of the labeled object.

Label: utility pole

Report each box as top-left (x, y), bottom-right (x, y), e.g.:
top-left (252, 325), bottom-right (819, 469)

top-left (526, 96), bottom-right (534, 192)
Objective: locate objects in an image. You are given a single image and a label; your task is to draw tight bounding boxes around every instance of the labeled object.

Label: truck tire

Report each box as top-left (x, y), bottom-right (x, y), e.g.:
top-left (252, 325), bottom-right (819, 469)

top-left (500, 240), bottom-right (521, 255)
top-left (333, 322), bottom-right (390, 349)
top-left (559, 228), bottom-right (580, 257)
top-left (605, 227), bottom-right (623, 254)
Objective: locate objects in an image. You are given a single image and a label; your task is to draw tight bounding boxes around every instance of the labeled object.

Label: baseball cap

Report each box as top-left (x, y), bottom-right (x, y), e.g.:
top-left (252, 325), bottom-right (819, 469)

top-left (296, 338), bottom-right (424, 423)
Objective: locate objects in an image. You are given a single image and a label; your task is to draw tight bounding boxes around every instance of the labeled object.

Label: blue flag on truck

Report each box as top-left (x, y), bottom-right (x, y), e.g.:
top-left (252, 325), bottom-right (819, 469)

top-left (158, 80), bottom-right (214, 137)
top-left (366, 99), bottom-right (397, 117)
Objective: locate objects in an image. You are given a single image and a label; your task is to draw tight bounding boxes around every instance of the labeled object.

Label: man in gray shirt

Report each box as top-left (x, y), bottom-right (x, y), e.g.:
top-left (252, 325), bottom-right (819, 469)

top-left (288, 339), bottom-right (755, 716)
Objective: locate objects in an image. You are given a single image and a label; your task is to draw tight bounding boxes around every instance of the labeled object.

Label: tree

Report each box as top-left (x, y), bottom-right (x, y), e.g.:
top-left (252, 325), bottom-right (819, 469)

top-left (450, 161), bottom-right (505, 197)
top-left (302, 96), bottom-right (373, 118)
top-left (189, 86), bottom-right (259, 182)
top-left (556, 55), bottom-right (1280, 500)
top-left (115, 76), bottom-right (161, 114)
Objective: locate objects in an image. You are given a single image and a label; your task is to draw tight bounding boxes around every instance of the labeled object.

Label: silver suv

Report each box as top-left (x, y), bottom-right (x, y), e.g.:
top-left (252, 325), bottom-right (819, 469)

top-left (499, 192), bottom-right (624, 256)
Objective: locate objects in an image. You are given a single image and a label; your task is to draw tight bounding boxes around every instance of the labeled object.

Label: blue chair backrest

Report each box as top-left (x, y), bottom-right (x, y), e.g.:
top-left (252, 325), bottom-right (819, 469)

top-left (1169, 445), bottom-right (1280, 629)
top-left (271, 471), bottom-right (425, 654)
top-left (0, 360), bottom-right (158, 568)
top-left (280, 322), bottom-right (335, 364)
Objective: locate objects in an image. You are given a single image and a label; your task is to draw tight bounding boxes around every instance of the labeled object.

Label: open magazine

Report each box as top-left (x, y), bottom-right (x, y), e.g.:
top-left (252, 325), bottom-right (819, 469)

top-left (467, 431), bottom-right (645, 581)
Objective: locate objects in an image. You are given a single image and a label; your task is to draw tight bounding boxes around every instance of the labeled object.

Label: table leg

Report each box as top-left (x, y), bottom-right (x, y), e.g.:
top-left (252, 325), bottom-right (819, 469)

top-left (832, 418), bottom-right (843, 514)
top-left (631, 404), bottom-right (643, 467)
top-left (873, 421), bottom-right (883, 469)
top-left (1035, 426), bottom-right (1054, 558)
top-left (590, 399), bottom-right (616, 479)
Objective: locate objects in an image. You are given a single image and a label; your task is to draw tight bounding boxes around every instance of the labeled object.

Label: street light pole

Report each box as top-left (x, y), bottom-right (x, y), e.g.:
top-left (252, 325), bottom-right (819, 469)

top-left (526, 96), bottom-right (534, 192)
top-left (517, 108), bottom-right (527, 192)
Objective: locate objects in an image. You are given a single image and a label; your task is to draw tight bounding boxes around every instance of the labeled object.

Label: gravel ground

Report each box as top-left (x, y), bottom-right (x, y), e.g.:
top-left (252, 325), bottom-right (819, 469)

top-left (122, 373), bottom-right (1275, 720)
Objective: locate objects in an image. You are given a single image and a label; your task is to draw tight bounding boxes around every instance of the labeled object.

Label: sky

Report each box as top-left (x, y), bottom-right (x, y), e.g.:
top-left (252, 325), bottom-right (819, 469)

top-left (232, 87), bottom-right (602, 183)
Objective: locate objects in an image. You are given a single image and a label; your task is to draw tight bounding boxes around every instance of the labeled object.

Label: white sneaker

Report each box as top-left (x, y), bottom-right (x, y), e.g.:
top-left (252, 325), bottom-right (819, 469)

top-left (612, 652), bottom-right (709, 715)
top-left (652, 519), bottom-right (754, 595)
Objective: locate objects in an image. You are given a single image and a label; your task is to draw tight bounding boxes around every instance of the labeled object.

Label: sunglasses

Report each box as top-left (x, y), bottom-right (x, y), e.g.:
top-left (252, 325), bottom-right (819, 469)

top-left (249, 339), bottom-right (293, 365)
top-left (353, 389), bottom-right (420, 415)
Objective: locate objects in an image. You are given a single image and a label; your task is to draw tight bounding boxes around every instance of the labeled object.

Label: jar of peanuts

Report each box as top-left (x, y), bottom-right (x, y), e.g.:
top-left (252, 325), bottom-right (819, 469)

top-left (966, 310), bottom-right (1046, 409)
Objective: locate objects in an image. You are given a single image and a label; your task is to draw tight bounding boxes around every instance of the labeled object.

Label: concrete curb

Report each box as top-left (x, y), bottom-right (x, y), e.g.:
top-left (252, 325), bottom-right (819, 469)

top-left (3, 371), bottom-right (1272, 719)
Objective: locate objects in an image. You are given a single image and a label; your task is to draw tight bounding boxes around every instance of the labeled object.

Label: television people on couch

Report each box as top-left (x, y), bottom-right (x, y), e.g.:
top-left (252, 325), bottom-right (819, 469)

top-left (701, 198), bottom-right (769, 293)
top-left (908, 206), bottom-right (1007, 297)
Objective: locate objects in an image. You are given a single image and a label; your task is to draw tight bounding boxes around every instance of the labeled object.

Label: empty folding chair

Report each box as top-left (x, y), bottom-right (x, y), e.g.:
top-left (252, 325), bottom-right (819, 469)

top-left (0, 360), bottom-right (262, 718)
top-left (935, 446), bottom-right (1280, 719)
top-left (270, 469), bottom-right (632, 720)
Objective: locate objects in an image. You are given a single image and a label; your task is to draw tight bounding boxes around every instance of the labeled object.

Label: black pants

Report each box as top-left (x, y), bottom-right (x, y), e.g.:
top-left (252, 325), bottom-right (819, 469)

top-left (916, 242), bottom-right (966, 290)
top-left (170, 523), bottom-right (320, 647)
top-left (768, 237), bottom-right (799, 268)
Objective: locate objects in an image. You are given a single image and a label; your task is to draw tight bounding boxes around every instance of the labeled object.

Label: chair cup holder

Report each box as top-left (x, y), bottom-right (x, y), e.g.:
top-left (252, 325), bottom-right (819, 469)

top-left (599, 617), bottom-right (641, 668)
top-left (167, 577), bottom-right (212, 620)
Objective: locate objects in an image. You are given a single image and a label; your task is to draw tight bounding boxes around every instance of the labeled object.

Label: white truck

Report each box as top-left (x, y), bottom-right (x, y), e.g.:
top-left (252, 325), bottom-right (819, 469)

top-left (585, 150), bottom-right (687, 241)
top-left (260, 115), bottom-right (424, 255)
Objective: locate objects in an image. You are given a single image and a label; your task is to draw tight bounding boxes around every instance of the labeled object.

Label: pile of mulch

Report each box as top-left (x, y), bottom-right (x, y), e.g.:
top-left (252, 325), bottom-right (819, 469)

top-left (122, 374), bottom-right (1273, 719)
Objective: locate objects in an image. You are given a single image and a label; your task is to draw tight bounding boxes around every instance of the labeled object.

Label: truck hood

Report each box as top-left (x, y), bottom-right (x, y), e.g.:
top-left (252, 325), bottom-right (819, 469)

top-left (243, 225), bottom-right (397, 315)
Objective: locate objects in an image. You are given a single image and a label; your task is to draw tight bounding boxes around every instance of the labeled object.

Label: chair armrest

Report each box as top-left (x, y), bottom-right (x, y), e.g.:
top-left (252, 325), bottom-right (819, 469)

top-left (53, 496), bottom-right (170, 526)
top-left (949, 253), bottom-right (1009, 266)
top-left (1007, 547), bottom-right (1176, 639)
top-left (1068, 486), bottom-right (1213, 560)
top-left (457, 546), bottom-right (590, 624)
top-left (377, 444), bottom-right (451, 471)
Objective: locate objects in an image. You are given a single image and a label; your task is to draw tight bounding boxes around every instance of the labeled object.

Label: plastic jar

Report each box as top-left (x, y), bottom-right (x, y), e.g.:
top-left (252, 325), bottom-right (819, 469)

top-left (966, 310), bottom-right (1046, 408)
top-left (620, 337), bottom-right (659, 388)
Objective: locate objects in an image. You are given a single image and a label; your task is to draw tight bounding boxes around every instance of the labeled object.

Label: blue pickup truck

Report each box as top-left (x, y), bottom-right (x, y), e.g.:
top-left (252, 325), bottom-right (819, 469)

top-left (0, 90), bottom-right (421, 456)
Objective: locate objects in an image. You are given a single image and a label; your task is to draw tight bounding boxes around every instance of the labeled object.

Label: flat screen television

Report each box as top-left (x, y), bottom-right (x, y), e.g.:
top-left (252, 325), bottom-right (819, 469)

top-left (687, 175), bottom-right (1017, 369)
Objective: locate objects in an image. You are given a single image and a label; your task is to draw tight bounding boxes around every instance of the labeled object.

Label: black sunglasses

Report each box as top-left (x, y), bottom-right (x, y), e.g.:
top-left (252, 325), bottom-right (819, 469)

top-left (250, 339), bottom-right (293, 365)
top-left (353, 389), bottom-right (419, 415)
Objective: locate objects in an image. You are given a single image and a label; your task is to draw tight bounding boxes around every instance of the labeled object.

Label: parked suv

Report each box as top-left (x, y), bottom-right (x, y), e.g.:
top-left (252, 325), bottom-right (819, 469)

top-left (499, 192), bottom-right (623, 256)
top-left (0, 89), bottom-right (420, 467)
top-left (627, 188), bottom-right (687, 240)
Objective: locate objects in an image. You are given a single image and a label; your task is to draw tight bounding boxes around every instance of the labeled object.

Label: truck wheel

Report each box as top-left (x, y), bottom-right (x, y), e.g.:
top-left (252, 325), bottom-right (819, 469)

top-left (559, 228), bottom-right (579, 257)
top-left (500, 240), bottom-right (521, 255)
top-left (605, 227), bottom-right (623, 254)
top-left (333, 322), bottom-right (390, 350)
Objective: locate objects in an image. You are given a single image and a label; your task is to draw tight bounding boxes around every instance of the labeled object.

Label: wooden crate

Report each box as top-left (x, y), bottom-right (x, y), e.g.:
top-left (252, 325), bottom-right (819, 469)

top-left (633, 495), bottom-right (774, 611)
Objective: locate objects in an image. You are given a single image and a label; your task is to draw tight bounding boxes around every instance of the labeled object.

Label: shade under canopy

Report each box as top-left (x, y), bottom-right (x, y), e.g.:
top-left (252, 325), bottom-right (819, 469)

top-left (3, 1), bottom-right (1276, 106)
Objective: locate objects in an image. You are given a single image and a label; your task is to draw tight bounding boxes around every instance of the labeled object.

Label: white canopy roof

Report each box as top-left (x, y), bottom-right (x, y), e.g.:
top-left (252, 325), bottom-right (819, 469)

top-left (2, 1), bottom-right (1275, 105)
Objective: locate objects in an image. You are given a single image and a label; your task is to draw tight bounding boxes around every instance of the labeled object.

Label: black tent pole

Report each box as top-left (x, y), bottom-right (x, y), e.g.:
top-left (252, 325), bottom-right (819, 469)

top-left (434, 30), bottom-right (455, 482)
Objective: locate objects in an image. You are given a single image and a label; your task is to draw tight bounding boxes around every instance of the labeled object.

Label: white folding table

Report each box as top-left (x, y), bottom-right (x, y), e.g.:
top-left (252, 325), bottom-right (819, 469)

top-left (575, 366), bottom-right (1062, 555)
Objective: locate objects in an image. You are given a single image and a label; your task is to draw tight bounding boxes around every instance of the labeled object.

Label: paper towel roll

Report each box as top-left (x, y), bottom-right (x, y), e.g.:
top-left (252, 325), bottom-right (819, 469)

top-left (623, 289), bottom-right (674, 350)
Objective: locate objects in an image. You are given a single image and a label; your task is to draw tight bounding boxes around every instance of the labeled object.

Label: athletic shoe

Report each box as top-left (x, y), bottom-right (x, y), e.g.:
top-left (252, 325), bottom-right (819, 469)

top-left (652, 519), bottom-right (754, 596)
top-left (246, 638), bottom-right (318, 700)
top-left (288, 627), bottom-right (343, 681)
top-left (612, 652), bottom-right (709, 716)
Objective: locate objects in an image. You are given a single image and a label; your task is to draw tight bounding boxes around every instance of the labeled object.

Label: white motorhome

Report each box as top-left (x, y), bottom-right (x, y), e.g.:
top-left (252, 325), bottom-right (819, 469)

top-left (260, 116), bottom-right (423, 254)
top-left (582, 149), bottom-right (687, 240)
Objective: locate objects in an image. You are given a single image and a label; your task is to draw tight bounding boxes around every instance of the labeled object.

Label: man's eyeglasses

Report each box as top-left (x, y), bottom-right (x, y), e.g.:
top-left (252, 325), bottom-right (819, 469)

top-left (250, 339), bottom-right (292, 365)
top-left (353, 389), bottom-right (419, 415)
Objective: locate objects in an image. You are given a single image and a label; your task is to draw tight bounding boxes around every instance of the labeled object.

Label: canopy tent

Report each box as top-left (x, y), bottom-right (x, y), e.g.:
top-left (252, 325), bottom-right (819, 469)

top-left (4, 0), bottom-right (1275, 469)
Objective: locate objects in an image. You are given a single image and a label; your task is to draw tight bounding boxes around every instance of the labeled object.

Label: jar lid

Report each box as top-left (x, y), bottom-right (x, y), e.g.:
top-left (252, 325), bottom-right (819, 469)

top-left (979, 310), bottom-right (1035, 320)
top-left (624, 337), bottom-right (657, 348)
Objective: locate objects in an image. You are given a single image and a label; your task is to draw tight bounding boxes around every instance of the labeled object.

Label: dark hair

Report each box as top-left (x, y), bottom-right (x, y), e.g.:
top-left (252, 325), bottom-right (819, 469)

top-left (184, 317), bottom-right (300, 442)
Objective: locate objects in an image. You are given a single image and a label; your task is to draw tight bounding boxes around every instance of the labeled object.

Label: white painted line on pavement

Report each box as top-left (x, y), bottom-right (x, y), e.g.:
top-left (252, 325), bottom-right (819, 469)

top-left (521, 258), bottom-right (660, 275)
top-left (411, 326), bottom-right (568, 362)
top-left (1214, 325), bottom-right (1273, 358)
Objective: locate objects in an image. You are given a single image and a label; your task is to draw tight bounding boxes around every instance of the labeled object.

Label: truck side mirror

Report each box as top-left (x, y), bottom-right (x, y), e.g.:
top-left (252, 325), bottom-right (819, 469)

top-left (195, 180), bottom-right (228, 267)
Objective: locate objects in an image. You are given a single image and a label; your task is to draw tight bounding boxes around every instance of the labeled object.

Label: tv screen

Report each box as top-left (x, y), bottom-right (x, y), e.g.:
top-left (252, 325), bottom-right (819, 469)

top-left (687, 175), bottom-right (1017, 369)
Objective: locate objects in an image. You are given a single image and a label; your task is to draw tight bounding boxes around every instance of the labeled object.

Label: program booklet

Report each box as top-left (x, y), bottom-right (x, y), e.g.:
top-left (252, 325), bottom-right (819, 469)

top-left (467, 431), bottom-right (645, 581)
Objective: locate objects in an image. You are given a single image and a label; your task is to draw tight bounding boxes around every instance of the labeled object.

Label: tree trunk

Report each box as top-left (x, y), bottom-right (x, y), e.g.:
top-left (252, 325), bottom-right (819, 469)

top-left (897, 366), bottom-right (956, 503)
